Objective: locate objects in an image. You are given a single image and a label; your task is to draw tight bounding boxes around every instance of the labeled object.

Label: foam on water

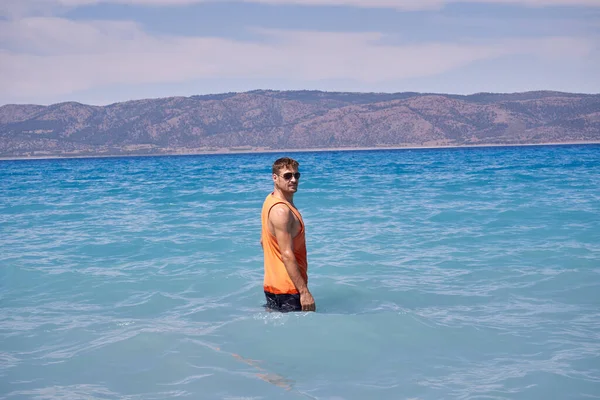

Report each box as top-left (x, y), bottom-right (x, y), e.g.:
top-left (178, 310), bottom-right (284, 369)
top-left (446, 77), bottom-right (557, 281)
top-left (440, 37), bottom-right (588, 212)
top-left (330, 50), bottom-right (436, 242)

top-left (1, 145), bottom-right (599, 399)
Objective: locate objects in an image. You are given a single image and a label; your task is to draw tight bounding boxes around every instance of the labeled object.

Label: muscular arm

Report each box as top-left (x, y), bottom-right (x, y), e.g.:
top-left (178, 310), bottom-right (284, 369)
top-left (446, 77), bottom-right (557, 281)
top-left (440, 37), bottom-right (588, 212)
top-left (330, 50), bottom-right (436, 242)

top-left (269, 204), bottom-right (309, 295)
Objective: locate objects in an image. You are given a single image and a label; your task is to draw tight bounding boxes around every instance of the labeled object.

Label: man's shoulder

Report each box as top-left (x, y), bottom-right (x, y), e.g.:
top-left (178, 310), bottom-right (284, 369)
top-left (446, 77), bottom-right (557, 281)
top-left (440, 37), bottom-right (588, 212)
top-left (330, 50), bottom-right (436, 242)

top-left (269, 202), bottom-right (295, 226)
top-left (270, 202), bottom-right (293, 217)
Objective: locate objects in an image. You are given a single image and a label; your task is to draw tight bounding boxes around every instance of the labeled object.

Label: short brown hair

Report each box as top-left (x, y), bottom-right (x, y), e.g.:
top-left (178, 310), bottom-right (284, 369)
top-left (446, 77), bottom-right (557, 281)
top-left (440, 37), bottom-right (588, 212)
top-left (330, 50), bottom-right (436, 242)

top-left (272, 157), bottom-right (299, 174)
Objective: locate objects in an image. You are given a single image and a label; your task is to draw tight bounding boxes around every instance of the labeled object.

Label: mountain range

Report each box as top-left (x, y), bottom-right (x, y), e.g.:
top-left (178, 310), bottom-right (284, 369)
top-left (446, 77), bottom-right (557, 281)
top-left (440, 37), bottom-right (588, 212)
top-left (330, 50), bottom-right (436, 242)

top-left (1, 90), bottom-right (599, 158)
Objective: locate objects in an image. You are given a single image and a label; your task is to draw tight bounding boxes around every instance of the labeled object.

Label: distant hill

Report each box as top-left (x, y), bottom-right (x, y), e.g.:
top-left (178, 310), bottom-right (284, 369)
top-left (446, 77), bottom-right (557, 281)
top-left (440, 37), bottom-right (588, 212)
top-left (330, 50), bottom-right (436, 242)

top-left (1, 90), bottom-right (599, 158)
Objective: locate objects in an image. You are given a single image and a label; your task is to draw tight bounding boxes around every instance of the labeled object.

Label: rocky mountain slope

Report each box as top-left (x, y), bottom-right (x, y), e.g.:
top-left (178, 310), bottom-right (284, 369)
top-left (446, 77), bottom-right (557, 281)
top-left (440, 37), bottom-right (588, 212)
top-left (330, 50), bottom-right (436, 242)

top-left (1, 90), bottom-right (599, 158)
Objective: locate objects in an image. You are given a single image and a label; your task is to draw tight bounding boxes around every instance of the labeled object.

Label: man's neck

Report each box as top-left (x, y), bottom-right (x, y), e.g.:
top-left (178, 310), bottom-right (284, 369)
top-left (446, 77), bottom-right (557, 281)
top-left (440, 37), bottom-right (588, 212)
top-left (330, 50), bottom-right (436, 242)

top-left (273, 188), bottom-right (294, 205)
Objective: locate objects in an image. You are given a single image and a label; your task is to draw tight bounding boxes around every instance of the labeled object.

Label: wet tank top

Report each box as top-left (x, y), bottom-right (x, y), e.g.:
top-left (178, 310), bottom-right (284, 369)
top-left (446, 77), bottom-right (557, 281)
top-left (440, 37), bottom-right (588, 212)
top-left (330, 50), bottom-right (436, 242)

top-left (261, 193), bottom-right (308, 294)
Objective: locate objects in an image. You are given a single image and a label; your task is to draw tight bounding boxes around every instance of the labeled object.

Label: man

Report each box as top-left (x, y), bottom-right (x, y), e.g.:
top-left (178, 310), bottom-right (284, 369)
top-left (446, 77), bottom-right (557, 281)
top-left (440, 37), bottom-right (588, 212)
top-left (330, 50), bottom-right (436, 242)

top-left (260, 157), bottom-right (316, 312)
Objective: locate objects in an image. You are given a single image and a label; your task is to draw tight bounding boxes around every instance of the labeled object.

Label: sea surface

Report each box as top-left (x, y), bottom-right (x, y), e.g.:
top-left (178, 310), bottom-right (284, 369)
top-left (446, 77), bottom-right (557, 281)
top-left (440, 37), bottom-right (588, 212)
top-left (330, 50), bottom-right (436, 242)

top-left (1, 145), bottom-right (599, 400)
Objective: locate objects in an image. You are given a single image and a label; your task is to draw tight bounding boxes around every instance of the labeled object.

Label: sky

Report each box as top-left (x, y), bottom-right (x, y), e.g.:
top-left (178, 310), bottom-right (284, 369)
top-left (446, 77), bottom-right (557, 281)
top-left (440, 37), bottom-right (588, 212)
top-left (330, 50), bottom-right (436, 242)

top-left (0, 0), bottom-right (599, 106)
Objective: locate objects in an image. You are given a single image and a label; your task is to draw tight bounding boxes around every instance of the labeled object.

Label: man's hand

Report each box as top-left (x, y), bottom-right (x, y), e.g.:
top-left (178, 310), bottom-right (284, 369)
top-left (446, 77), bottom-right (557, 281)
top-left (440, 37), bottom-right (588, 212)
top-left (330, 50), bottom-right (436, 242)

top-left (300, 290), bottom-right (316, 312)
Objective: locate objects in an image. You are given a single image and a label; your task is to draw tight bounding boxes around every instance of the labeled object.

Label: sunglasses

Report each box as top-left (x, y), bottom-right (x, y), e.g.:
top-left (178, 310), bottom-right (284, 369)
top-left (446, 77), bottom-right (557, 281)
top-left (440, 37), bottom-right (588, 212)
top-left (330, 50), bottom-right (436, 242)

top-left (279, 172), bottom-right (301, 180)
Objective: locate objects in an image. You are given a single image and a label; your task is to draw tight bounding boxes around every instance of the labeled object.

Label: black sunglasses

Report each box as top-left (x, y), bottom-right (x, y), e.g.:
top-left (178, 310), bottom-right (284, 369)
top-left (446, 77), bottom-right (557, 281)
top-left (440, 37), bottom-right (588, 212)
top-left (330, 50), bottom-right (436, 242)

top-left (279, 172), bottom-right (301, 180)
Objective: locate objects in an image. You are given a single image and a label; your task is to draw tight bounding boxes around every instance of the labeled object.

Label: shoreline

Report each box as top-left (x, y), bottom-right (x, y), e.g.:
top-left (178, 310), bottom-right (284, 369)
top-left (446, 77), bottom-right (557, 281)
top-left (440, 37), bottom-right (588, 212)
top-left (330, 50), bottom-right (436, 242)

top-left (1, 141), bottom-right (599, 161)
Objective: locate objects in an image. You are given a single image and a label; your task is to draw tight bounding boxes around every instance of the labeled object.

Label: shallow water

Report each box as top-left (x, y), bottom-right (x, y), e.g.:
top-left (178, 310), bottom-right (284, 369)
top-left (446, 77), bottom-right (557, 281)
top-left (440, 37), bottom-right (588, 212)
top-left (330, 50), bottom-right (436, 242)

top-left (1, 145), bottom-right (599, 399)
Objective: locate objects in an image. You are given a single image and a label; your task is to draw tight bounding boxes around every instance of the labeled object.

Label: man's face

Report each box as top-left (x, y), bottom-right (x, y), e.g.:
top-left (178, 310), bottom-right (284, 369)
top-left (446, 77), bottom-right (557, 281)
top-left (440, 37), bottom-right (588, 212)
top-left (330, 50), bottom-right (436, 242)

top-left (273, 167), bottom-right (301, 193)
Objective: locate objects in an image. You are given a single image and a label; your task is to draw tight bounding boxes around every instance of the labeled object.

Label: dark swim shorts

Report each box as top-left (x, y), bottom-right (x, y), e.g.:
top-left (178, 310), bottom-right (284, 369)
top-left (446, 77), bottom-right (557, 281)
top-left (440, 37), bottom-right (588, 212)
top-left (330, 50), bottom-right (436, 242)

top-left (264, 291), bottom-right (302, 312)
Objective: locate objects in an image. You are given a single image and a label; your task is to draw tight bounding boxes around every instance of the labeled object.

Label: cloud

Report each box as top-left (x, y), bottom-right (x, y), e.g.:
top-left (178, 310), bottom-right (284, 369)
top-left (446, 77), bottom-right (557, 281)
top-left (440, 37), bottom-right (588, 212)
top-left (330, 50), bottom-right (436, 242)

top-left (242, 0), bottom-right (600, 8)
top-left (2, 0), bottom-right (599, 18)
top-left (0, 16), bottom-right (594, 104)
top-left (59, 0), bottom-right (600, 7)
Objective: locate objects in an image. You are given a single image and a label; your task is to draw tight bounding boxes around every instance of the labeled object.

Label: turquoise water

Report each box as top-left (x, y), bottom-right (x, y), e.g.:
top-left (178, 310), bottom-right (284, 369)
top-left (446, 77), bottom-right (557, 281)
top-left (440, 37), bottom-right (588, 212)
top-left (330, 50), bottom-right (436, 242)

top-left (1, 145), bottom-right (599, 399)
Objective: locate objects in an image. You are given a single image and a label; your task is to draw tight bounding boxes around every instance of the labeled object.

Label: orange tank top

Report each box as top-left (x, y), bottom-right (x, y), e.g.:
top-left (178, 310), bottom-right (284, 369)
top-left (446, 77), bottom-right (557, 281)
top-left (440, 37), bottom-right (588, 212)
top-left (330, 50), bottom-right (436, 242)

top-left (261, 193), bottom-right (308, 294)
